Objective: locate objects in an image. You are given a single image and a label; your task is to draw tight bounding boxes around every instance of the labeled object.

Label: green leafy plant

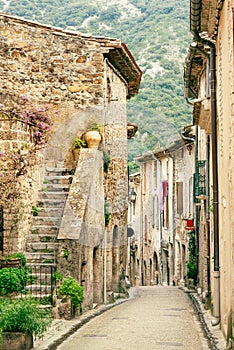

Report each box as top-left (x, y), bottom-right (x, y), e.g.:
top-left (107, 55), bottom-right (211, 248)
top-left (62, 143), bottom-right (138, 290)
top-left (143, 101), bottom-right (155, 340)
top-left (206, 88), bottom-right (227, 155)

top-left (186, 230), bottom-right (197, 282)
top-left (60, 249), bottom-right (69, 260)
top-left (105, 211), bottom-right (111, 227)
top-left (43, 259), bottom-right (53, 264)
top-left (186, 256), bottom-right (197, 280)
top-left (0, 298), bottom-right (52, 339)
top-left (52, 271), bottom-right (64, 282)
top-left (6, 252), bottom-right (27, 267)
top-left (104, 201), bottom-right (111, 227)
top-left (58, 277), bottom-right (84, 315)
top-left (0, 267), bottom-right (31, 295)
top-left (103, 150), bottom-right (111, 172)
top-left (32, 205), bottom-right (39, 216)
top-left (208, 198), bottom-right (214, 212)
top-left (63, 249), bottom-right (69, 259)
top-left (43, 248), bottom-right (53, 253)
top-left (38, 295), bottom-right (53, 305)
top-left (72, 138), bottom-right (87, 150)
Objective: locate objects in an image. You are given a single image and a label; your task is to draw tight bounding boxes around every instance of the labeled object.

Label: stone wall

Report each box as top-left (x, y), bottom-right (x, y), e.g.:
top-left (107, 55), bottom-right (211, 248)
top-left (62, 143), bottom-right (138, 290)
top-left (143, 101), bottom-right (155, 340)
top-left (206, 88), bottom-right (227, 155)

top-left (103, 63), bottom-right (129, 292)
top-left (0, 13), bottom-right (140, 308)
top-left (0, 119), bottom-right (41, 254)
top-left (0, 15), bottom-right (105, 108)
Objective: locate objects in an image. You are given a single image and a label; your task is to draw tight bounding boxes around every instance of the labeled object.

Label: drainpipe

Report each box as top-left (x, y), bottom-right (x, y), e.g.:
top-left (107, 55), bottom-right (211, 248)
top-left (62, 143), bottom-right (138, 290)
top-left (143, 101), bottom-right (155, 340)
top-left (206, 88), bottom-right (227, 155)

top-left (103, 57), bottom-right (107, 305)
top-left (193, 29), bottom-right (220, 326)
top-left (181, 128), bottom-right (195, 143)
top-left (206, 135), bottom-right (211, 296)
top-left (194, 125), bottom-right (199, 282)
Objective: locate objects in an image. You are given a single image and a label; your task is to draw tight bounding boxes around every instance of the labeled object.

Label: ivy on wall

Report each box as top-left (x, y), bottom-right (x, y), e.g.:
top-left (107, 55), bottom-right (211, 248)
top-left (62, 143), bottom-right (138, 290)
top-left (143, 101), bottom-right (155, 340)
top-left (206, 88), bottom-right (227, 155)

top-left (0, 95), bottom-right (54, 205)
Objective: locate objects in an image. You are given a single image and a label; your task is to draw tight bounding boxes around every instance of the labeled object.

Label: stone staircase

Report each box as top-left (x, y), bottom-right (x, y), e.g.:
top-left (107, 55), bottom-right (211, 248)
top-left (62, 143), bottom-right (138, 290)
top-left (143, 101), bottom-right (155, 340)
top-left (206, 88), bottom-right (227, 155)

top-left (25, 166), bottom-right (74, 298)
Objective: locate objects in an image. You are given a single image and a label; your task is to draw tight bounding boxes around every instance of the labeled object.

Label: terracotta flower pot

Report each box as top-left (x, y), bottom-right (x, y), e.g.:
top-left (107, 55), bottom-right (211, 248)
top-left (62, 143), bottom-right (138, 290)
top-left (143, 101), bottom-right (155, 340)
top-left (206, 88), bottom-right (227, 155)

top-left (0, 258), bottom-right (21, 268)
top-left (84, 130), bottom-right (101, 149)
top-left (0, 332), bottom-right (33, 350)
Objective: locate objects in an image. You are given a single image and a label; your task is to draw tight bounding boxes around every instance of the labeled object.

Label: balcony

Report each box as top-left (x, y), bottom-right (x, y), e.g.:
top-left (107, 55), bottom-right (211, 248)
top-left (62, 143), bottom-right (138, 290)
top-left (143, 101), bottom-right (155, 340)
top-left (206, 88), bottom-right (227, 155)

top-left (194, 160), bottom-right (206, 200)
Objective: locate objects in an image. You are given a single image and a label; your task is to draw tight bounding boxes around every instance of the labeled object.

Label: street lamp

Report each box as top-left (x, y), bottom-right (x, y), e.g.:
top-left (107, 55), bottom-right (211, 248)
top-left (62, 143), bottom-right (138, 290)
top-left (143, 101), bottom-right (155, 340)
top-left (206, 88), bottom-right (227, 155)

top-left (129, 187), bottom-right (137, 203)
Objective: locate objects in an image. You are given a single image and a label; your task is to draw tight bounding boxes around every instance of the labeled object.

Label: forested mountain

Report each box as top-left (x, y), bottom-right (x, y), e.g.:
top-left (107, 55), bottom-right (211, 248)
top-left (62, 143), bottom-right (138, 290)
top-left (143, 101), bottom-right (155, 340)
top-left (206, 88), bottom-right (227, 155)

top-left (0, 0), bottom-right (193, 168)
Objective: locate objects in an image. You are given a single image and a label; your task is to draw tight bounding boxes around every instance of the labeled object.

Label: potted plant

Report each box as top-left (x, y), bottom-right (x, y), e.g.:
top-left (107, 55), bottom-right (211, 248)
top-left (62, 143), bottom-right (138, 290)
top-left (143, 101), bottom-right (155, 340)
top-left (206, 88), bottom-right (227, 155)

top-left (84, 124), bottom-right (103, 149)
top-left (0, 252), bottom-right (27, 269)
top-left (72, 138), bottom-right (87, 150)
top-left (72, 137), bottom-right (87, 161)
top-left (58, 276), bottom-right (84, 318)
top-left (0, 267), bottom-right (29, 296)
top-left (0, 298), bottom-right (52, 350)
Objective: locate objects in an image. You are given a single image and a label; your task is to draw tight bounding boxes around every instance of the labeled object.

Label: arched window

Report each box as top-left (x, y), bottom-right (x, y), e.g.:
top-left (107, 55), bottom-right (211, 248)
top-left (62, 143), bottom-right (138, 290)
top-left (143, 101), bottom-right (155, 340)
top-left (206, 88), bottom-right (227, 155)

top-left (81, 261), bottom-right (86, 287)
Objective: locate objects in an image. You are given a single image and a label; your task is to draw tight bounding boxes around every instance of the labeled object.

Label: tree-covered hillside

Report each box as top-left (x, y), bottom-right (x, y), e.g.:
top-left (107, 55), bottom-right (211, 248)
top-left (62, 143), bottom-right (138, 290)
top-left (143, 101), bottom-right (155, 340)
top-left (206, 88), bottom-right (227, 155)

top-left (0, 0), bottom-right (193, 166)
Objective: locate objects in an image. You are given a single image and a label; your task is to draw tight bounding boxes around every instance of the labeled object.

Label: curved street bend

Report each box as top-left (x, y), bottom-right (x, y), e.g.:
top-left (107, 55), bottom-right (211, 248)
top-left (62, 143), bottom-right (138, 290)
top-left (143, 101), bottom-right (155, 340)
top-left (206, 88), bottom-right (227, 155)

top-left (57, 286), bottom-right (210, 350)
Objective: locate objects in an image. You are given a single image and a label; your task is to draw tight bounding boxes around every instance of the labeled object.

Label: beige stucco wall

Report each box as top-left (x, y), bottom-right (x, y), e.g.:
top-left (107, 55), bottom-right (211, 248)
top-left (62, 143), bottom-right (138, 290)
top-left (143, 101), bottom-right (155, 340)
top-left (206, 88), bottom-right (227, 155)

top-left (216, 0), bottom-right (234, 338)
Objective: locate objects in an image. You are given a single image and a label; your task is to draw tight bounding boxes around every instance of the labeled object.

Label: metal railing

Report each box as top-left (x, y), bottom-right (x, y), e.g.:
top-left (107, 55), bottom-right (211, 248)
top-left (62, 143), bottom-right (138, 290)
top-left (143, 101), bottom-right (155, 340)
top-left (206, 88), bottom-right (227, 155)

top-left (0, 265), bottom-right (56, 304)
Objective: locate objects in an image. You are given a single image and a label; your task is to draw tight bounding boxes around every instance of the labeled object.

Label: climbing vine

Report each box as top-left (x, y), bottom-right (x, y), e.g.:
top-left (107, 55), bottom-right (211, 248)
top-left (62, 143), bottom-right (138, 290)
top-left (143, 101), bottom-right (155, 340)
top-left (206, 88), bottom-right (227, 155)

top-left (0, 95), bottom-right (54, 205)
top-left (186, 230), bottom-right (197, 282)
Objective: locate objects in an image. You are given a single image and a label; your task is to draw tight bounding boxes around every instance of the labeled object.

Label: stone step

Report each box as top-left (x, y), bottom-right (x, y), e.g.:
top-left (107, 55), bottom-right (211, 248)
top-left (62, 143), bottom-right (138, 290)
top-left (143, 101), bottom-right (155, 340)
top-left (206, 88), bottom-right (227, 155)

top-left (36, 208), bottom-right (64, 217)
top-left (45, 167), bottom-right (74, 176)
top-left (26, 233), bottom-right (57, 243)
top-left (37, 199), bottom-right (67, 208)
top-left (41, 184), bottom-right (70, 193)
top-left (26, 242), bottom-right (59, 253)
top-left (26, 263), bottom-right (56, 268)
top-left (25, 252), bottom-right (56, 264)
top-left (31, 225), bottom-right (59, 235)
top-left (26, 284), bottom-right (54, 294)
top-left (43, 175), bottom-right (72, 184)
top-left (40, 191), bottom-right (68, 200)
top-left (32, 216), bottom-right (61, 226)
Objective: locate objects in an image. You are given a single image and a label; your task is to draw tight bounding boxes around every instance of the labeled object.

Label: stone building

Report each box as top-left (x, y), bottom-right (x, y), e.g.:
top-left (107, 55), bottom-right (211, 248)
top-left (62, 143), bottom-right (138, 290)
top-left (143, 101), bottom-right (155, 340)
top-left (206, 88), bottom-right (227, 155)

top-left (184, 0), bottom-right (234, 344)
top-left (0, 13), bottom-right (141, 310)
top-left (128, 135), bottom-right (194, 288)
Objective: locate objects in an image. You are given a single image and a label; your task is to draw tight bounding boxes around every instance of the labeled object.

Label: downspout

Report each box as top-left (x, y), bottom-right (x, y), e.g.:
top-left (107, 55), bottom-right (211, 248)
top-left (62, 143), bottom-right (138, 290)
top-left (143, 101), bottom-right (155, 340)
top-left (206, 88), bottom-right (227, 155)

top-left (103, 57), bottom-right (107, 304)
top-left (181, 129), bottom-right (195, 143)
top-left (194, 125), bottom-right (199, 283)
top-left (206, 135), bottom-right (211, 296)
top-left (193, 29), bottom-right (220, 326)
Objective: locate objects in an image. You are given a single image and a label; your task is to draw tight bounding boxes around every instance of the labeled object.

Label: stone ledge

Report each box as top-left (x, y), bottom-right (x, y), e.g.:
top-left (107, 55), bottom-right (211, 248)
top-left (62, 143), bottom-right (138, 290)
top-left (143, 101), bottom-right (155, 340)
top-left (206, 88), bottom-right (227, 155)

top-left (181, 288), bottom-right (226, 350)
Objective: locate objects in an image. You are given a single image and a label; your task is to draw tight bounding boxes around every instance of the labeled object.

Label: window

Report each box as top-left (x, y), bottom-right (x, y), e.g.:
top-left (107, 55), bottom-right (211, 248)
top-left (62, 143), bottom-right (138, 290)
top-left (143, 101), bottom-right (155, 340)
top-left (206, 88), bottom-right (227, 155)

top-left (176, 182), bottom-right (183, 215)
top-left (163, 181), bottom-right (168, 228)
top-left (152, 195), bottom-right (159, 228)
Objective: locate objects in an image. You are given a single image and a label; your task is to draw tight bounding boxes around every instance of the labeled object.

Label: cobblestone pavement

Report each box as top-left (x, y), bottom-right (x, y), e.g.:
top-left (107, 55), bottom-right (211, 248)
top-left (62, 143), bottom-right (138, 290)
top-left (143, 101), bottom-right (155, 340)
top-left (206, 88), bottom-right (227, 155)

top-left (56, 286), bottom-right (211, 350)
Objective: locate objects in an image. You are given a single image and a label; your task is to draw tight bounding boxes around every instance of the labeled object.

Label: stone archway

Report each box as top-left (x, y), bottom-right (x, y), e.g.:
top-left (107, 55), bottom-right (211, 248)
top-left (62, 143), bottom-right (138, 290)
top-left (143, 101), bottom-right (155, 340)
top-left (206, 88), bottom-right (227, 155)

top-left (143, 260), bottom-right (147, 286)
top-left (153, 252), bottom-right (159, 285)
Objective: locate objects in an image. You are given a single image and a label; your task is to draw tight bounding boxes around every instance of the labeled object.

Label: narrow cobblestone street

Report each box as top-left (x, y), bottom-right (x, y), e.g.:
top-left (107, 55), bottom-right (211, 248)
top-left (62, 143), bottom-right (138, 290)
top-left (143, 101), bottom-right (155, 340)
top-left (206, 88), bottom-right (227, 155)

top-left (57, 286), bottom-right (210, 350)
